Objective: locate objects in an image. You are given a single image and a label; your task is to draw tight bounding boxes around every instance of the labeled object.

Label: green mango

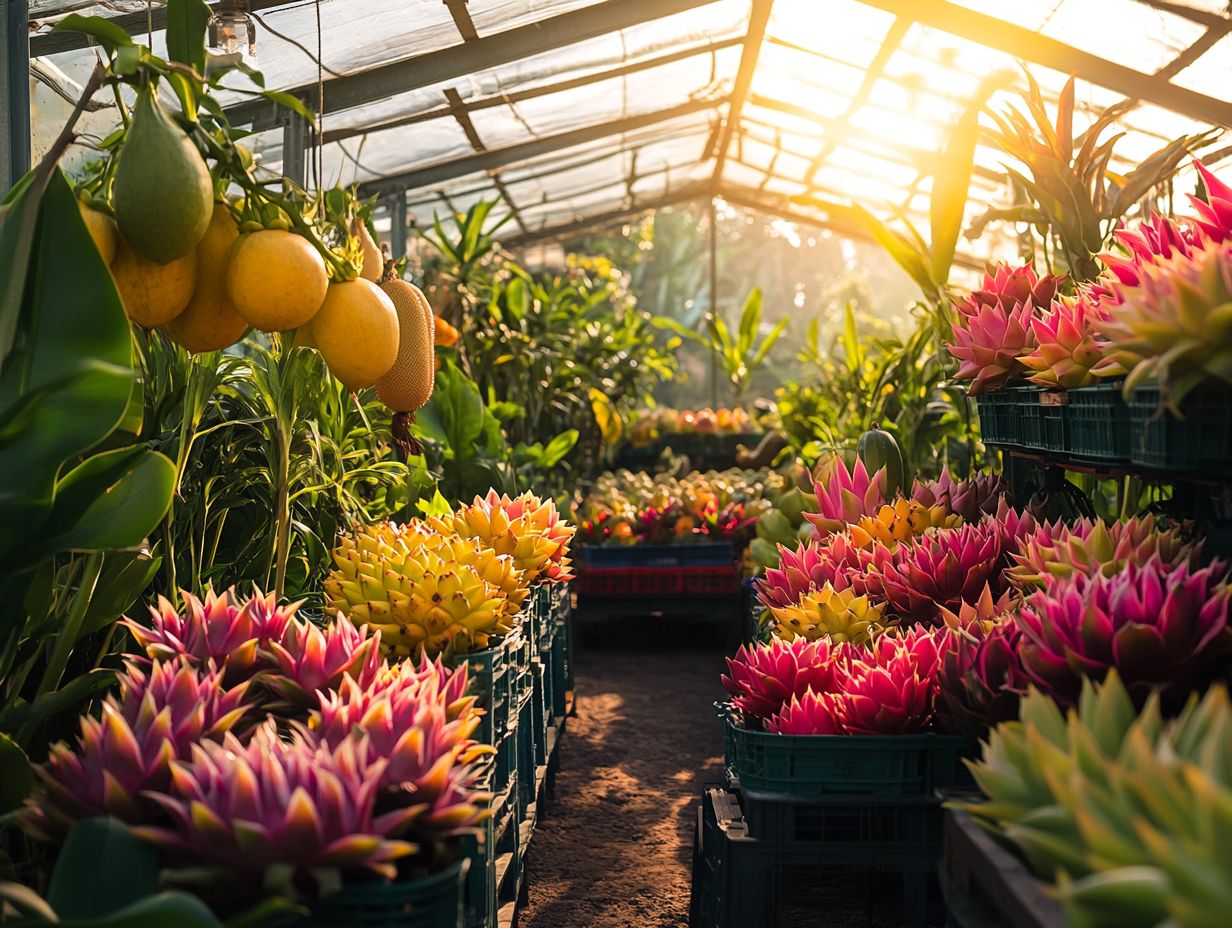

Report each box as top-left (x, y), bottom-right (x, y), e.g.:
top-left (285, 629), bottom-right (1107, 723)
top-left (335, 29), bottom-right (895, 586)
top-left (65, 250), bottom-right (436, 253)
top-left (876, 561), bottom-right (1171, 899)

top-left (857, 425), bottom-right (907, 496)
top-left (113, 86), bottom-right (213, 264)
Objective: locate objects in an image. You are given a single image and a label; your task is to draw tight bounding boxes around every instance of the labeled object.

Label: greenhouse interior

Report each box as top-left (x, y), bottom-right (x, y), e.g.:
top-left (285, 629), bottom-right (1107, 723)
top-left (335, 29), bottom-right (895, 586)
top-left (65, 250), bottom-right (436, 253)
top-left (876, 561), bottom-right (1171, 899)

top-left (3, 0), bottom-right (1232, 926)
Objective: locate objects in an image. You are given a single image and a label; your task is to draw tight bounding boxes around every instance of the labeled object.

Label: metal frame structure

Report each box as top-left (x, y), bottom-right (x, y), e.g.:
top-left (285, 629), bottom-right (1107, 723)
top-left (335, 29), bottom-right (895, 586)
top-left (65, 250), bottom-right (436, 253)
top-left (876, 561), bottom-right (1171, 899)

top-left (11, 0), bottom-right (1232, 259)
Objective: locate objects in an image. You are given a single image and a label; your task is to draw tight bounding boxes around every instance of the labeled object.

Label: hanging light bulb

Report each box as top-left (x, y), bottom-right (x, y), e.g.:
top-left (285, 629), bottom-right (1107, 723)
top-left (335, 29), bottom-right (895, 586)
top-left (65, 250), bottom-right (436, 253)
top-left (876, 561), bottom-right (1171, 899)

top-left (208, 0), bottom-right (257, 62)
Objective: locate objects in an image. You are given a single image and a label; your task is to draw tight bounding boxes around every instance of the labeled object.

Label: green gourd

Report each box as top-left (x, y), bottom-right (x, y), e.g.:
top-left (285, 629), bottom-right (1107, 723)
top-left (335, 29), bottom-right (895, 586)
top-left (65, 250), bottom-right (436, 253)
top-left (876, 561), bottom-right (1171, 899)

top-left (113, 85), bottom-right (213, 264)
top-left (857, 425), bottom-right (907, 497)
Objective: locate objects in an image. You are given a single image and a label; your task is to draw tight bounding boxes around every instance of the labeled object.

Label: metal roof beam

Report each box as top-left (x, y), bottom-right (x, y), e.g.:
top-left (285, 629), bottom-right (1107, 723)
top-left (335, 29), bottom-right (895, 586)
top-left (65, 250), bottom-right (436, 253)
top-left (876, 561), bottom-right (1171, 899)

top-left (711, 0), bottom-right (773, 185)
top-left (500, 181), bottom-right (713, 248)
top-left (855, 0), bottom-right (1232, 127)
top-left (358, 96), bottom-right (725, 197)
top-left (718, 184), bottom-right (985, 270)
top-left (441, 86), bottom-right (527, 234)
top-left (443, 0), bottom-right (479, 42)
top-left (226, 0), bottom-right (724, 127)
top-left (322, 35), bottom-right (741, 145)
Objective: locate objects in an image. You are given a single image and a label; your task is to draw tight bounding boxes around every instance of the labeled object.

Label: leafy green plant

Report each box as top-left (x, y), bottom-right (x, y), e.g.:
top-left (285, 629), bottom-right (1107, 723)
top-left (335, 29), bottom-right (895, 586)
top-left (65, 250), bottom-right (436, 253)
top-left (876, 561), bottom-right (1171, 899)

top-left (969, 73), bottom-right (1216, 282)
top-left (656, 288), bottom-right (787, 403)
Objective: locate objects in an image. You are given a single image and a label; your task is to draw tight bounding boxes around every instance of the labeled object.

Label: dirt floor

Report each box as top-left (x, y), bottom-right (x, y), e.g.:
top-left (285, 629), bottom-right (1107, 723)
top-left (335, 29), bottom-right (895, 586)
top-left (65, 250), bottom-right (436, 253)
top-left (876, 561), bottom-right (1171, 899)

top-left (520, 616), bottom-right (729, 928)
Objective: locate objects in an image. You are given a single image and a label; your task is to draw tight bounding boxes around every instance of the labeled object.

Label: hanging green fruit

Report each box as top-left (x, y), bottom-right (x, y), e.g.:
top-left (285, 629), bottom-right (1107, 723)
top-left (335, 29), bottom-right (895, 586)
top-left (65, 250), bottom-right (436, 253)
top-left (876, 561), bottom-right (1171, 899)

top-left (112, 85), bottom-right (213, 264)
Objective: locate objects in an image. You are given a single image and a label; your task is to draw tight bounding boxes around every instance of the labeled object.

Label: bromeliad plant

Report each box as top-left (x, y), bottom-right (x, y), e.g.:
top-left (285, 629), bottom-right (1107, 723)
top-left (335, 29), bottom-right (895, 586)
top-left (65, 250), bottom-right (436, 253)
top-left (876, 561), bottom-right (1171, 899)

top-left (957, 674), bottom-right (1232, 928)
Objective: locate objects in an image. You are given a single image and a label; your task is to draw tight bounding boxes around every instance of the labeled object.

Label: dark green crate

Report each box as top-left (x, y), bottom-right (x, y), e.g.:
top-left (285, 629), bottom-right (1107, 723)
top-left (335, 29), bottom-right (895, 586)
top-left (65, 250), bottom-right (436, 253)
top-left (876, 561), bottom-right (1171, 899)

top-left (531, 660), bottom-right (550, 766)
top-left (462, 779), bottom-right (519, 928)
top-left (973, 390), bottom-right (1019, 447)
top-left (722, 711), bottom-right (933, 798)
top-left (926, 734), bottom-right (980, 794)
top-left (299, 861), bottom-right (467, 928)
top-left (515, 693), bottom-right (538, 814)
top-left (463, 640), bottom-right (512, 746)
top-left (492, 724), bottom-right (518, 795)
top-left (1038, 391), bottom-right (1067, 452)
top-left (1067, 383), bottom-right (1130, 462)
top-left (548, 620), bottom-right (568, 719)
top-left (1129, 384), bottom-right (1232, 475)
top-left (1008, 386), bottom-right (1044, 449)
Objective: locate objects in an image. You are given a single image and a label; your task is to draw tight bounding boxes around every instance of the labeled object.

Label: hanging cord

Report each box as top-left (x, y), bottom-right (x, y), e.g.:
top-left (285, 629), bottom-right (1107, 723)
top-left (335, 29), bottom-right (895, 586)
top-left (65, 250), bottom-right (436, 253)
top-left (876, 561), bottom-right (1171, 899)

top-left (314, 0), bottom-right (324, 192)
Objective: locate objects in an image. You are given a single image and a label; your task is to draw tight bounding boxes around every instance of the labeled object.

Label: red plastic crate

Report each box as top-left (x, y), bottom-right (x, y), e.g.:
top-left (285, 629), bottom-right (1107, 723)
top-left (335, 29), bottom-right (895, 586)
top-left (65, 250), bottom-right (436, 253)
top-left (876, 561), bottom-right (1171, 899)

top-left (577, 564), bottom-right (740, 598)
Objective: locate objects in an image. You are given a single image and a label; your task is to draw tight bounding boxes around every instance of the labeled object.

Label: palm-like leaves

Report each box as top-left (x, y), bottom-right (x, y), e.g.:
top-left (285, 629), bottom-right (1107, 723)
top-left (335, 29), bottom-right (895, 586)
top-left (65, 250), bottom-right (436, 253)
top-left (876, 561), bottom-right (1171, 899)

top-left (972, 73), bottom-right (1217, 281)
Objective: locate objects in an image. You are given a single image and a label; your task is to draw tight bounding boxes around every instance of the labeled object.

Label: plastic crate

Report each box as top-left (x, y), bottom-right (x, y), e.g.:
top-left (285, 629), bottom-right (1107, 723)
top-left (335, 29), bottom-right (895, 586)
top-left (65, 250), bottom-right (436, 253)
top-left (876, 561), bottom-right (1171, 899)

top-left (463, 640), bottom-right (512, 746)
top-left (530, 660), bottom-right (550, 766)
top-left (974, 390), bottom-right (1019, 447)
top-left (927, 734), bottom-right (981, 794)
top-left (682, 564), bottom-right (741, 595)
top-left (1129, 385), bottom-right (1232, 475)
top-left (462, 777), bottom-right (519, 928)
top-left (689, 787), bottom-right (936, 928)
top-left (299, 861), bottom-right (467, 928)
top-left (941, 810), bottom-right (1064, 928)
top-left (580, 542), bottom-right (734, 567)
top-left (515, 693), bottom-right (538, 815)
top-left (548, 618), bottom-right (569, 719)
top-left (1009, 386), bottom-right (1044, 449)
top-left (1038, 390), bottom-right (1067, 452)
top-left (723, 710), bottom-right (933, 798)
top-left (1067, 383), bottom-right (1130, 462)
top-left (737, 787), bottom-right (941, 852)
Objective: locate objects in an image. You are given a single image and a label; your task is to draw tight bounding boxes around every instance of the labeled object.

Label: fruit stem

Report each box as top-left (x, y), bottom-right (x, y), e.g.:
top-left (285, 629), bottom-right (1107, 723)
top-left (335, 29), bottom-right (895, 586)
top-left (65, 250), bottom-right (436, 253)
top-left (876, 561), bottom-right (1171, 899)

top-left (391, 411), bottom-right (423, 458)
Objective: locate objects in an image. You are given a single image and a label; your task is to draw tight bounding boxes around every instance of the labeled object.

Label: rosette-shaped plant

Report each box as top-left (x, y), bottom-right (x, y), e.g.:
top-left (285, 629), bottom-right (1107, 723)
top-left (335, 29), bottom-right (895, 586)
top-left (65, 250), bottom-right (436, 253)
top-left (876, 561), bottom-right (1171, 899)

top-left (767, 583), bottom-right (891, 645)
top-left (123, 587), bottom-right (298, 684)
top-left (948, 297), bottom-right (1037, 395)
top-left (874, 523), bottom-right (1004, 624)
top-left (756, 533), bottom-right (891, 609)
top-left (936, 621), bottom-right (1027, 737)
top-left (312, 660), bottom-right (489, 837)
top-left (1019, 294), bottom-right (1111, 388)
top-left (991, 498), bottom-right (1041, 550)
top-left (912, 468), bottom-right (1005, 523)
top-left (722, 637), bottom-right (850, 726)
top-left (805, 458), bottom-right (887, 536)
top-left (937, 583), bottom-right (1019, 635)
top-left (438, 490), bottom-right (574, 583)
top-left (27, 658), bottom-right (251, 838)
top-left (267, 615), bottom-right (382, 706)
top-left (414, 526), bottom-right (530, 617)
top-left (848, 497), bottom-right (960, 550)
top-left (1014, 557), bottom-right (1231, 704)
top-left (1098, 212), bottom-right (1198, 295)
top-left (1009, 515), bottom-right (1199, 590)
top-left (325, 531), bottom-right (511, 661)
top-left (136, 725), bottom-right (416, 897)
top-left (767, 690), bottom-right (846, 735)
top-left (836, 634), bottom-right (943, 735)
top-left (1093, 240), bottom-right (1232, 408)
top-left (960, 264), bottom-right (1065, 315)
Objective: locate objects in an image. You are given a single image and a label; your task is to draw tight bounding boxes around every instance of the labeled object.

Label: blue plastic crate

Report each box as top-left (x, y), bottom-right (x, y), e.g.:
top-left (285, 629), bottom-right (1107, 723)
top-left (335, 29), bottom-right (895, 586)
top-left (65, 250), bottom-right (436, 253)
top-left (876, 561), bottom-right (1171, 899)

top-left (580, 541), bottom-right (734, 567)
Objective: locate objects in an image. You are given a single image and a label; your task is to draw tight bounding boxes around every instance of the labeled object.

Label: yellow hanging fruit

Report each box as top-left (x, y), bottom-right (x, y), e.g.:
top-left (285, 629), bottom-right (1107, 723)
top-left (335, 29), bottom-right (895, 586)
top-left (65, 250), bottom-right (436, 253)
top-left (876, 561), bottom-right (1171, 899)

top-left (356, 220), bottom-right (383, 282)
top-left (111, 237), bottom-right (196, 327)
top-left (163, 203), bottom-right (249, 352)
top-left (376, 273), bottom-right (435, 453)
top-left (226, 229), bottom-right (328, 332)
top-left (78, 201), bottom-right (117, 265)
top-left (312, 279), bottom-right (399, 390)
top-left (112, 86), bottom-right (213, 264)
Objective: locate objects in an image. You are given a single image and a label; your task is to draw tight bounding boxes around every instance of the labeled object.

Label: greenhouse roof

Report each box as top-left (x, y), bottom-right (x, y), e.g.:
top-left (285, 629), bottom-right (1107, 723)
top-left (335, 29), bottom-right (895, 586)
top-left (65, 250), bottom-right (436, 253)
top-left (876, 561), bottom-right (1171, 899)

top-left (26, 0), bottom-right (1232, 263)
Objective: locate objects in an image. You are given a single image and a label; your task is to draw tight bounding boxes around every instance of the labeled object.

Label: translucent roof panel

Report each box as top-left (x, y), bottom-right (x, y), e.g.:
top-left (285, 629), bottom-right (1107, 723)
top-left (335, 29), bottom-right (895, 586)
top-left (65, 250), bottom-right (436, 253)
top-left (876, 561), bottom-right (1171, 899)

top-left (25, 0), bottom-right (1232, 261)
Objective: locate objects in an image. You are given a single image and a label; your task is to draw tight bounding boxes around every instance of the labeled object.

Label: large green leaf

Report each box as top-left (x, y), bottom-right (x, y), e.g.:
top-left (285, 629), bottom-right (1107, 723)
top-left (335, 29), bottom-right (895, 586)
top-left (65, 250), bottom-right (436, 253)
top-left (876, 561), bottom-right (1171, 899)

top-left (61, 892), bottom-right (224, 928)
top-left (165, 0), bottom-right (211, 75)
top-left (929, 72), bottom-right (1011, 286)
top-left (0, 733), bottom-right (32, 813)
top-left (81, 551), bottom-right (161, 636)
top-left (50, 15), bottom-right (135, 53)
top-left (0, 669), bottom-right (116, 736)
top-left (48, 819), bottom-right (160, 919)
top-left (31, 448), bottom-right (175, 557)
top-left (0, 170), bottom-right (135, 566)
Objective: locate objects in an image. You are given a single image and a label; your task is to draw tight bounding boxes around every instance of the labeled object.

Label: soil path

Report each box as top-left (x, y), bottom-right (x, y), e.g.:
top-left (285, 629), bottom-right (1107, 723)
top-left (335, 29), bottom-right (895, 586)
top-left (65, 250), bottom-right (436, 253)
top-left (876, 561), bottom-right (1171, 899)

top-left (520, 623), bottom-right (728, 928)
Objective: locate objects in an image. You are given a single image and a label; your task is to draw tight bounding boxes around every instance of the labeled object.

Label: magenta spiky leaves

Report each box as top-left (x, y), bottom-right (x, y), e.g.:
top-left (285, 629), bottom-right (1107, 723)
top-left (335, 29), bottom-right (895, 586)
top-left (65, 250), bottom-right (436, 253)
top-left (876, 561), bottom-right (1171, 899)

top-left (27, 658), bottom-right (251, 839)
top-left (948, 297), bottom-right (1037, 395)
top-left (756, 533), bottom-right (888, 609)
top-left (936, 621), bottom-right (1027, 737)
top-left (875, 523), bottom-right (1004, 624)
top-left (912, 468), bottom-right (1006, 523)
top-left (805, 458), bottom-right (887, 536)
top-left (722, 638), bottom-right (851, 725)
top-left (135, 723), bottom-right (416, 898)
top-left (960, 264), bottom-right (1065, 315)
top-left (1020, 294), bottom-right (1112, 389)
top-left (123, 588), bottom-right (298, 684)
top-left (311, 659), bottom-right (490, 837)
top-left (1014, 557), bottom-right (1232, 705)
top-left (1187, 159), bottom-right (1232, 246)
top-left (267, 614), bottom-right (382, 706)
top-left (1099, 213), bottom-right (1199, 294)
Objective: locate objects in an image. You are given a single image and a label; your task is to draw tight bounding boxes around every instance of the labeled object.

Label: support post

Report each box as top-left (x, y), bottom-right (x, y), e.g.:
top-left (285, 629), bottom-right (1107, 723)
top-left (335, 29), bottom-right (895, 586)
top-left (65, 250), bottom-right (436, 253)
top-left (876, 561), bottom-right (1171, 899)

top-left (2, 0), bottom-right (31, 193)
top-left (389, 190), bottom-right (407, 260)
top-left (281, 110), bottom-right (309, 188)
top-left (708, 196), bottom-right (720, 411)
